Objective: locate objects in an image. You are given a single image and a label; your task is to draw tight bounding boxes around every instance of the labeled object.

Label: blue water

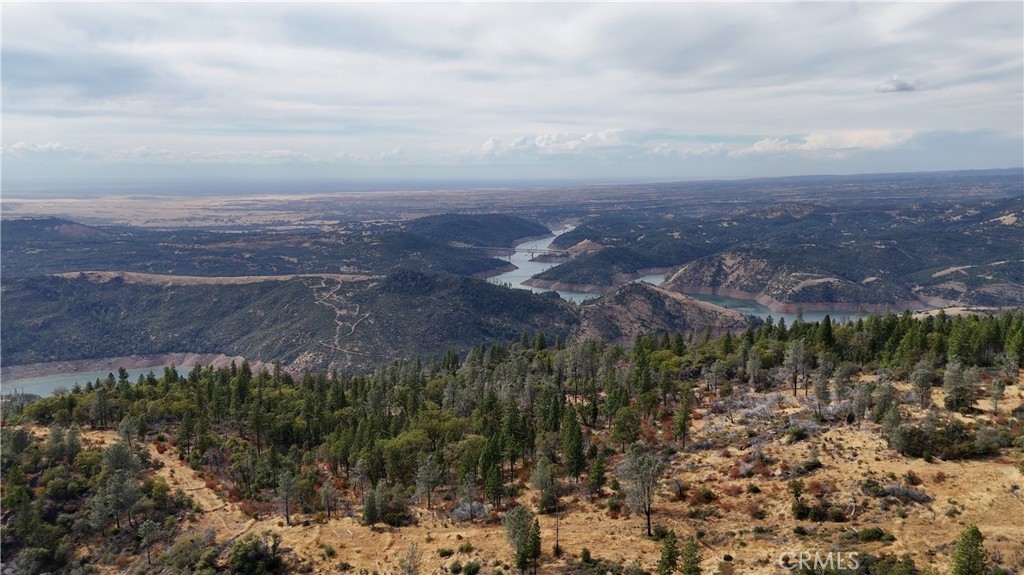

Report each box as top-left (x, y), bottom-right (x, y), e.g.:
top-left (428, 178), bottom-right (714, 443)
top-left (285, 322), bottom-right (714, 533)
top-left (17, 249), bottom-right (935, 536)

top-left (1, 366), bottom-right (186, 397)
top-left (687, 293), bottom-right (868, 324)
top-left (487, 228), bottom-right (599, 303)
top-left (488, 235), bottom-right (871, 324)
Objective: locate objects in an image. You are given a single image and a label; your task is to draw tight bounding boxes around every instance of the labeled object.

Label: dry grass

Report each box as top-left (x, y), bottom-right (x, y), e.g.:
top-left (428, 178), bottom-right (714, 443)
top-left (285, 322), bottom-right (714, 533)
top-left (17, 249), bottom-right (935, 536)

top-left (39, 378), bottom-right (1024, 574)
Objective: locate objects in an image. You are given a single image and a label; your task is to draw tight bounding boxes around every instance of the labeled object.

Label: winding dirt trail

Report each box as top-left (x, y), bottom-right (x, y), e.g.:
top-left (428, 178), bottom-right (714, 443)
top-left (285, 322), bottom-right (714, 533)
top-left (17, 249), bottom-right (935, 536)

top-left (308, 278), bottom-right (375, 360)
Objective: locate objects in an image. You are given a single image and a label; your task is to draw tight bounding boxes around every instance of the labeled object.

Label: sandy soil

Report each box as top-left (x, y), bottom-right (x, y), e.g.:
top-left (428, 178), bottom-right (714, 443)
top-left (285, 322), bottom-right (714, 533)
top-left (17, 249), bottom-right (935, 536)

top-left (1, 353), bottom-right (272, 382)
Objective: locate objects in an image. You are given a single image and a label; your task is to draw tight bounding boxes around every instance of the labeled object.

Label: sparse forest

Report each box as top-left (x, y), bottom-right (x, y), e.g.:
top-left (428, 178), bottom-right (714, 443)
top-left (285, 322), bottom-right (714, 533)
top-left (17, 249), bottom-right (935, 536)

top-left (3, 310), bottom-right (1023, 574)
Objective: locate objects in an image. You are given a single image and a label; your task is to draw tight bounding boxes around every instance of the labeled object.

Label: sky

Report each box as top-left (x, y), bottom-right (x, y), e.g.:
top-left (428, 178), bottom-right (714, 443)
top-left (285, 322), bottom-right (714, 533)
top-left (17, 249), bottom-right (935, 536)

top-left (3, 2), bottom-right (1022, 189)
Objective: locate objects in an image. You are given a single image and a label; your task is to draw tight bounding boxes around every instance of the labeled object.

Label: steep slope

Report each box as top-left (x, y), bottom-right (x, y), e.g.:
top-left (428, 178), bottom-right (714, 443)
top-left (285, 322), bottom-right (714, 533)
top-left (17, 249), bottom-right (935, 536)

top-left (663, 250), bottom-right (922, 312)
top-left (576, 282), bottom-right (749, 345)
top-left (0, 271), bottom-right (578, 372)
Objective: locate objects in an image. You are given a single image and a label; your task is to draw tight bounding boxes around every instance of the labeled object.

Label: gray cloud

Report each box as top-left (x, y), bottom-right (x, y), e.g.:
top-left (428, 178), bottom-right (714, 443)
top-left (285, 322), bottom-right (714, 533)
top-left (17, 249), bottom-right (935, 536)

top-left (877, 75), bottom-right (920, 93)
top-left (2, 2), bottom-right (1021, 185)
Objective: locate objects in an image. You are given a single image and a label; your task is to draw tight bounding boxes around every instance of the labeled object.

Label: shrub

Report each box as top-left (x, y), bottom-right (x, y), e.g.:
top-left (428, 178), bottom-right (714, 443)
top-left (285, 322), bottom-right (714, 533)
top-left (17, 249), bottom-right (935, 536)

top-left (458, 542), bottom-right (474, 554)
top-left (692, 487), bottom-right (715, 504)
top-left (792, 499), bottom-right (811, 520)
top-left (580, 548), bottom-right (593, 564)
top-left (438, 548), bottom-right (455, 558)
top-left (450, 560), bottom-right (463, 574)
top-left (793, 526), bottom-right (808, 536)
top-left (904, 470), bottom-right (922, 486)
top-left (745, 501), bottom-right (766, 520)
top-left (876, 485), bottom-right (933, 504)
top-left (464, 561), bottom-right (481, 575)
top-left (228, 532), bottom-right (282, 575)
top-left (854, 527), bottom-right (894, 542)
top-left (787, 428), bottom-right (808, 444)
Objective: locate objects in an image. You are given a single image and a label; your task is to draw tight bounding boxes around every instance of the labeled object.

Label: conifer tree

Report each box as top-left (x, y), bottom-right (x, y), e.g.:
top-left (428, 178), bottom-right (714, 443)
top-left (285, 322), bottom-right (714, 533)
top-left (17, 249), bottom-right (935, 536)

top-left (561, 408), bottom-right (585, 481)
top-left (619, 446), bottom-right (664, 536)
top-left (656, 530), bottom-right (679, 575)
top-left (527, 518), bottom-right (542, 575)
top-left (673, 384), bottom-right (694, 449)
top-left (951, 525), bottom-right (987, 575)
top-left (587, 451), bottom-right (607, 496)
top-left (680, 535), bottom-right (702, 575)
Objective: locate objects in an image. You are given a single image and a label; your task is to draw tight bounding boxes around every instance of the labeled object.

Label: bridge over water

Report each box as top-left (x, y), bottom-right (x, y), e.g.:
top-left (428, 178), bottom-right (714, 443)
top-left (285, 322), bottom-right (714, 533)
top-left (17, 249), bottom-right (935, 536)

top-left (465, 246), bottom-right (570, 258)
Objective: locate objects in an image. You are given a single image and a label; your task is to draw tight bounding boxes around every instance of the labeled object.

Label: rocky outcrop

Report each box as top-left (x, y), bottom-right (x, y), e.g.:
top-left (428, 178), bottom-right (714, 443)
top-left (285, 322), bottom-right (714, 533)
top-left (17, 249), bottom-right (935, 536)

top-left (575, 282), bottom-right (749, 346)
top-left (663, 251), bottom-right (925, 312)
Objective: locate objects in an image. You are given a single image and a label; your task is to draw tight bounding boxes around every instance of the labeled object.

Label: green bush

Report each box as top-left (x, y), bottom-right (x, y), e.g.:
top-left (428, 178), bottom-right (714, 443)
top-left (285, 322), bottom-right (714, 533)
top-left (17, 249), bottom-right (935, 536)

top-left (788, 428), bottom-right (808, 444)
top-left (854, 527), bottom-right (893, 542)
top-left (228, 532), bottom-right (283, 575)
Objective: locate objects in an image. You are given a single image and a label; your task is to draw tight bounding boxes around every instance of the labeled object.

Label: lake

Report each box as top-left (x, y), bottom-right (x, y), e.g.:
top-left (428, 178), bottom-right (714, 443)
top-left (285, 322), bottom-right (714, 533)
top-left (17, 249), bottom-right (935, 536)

top-left (687, 293), bottom-right (869, 325)
top-left (1, 366), bottom-right (187, 397)
top-left (488, 231), bottom-right (870, 324)
top-left (487, 227), bottom-right (600, 303)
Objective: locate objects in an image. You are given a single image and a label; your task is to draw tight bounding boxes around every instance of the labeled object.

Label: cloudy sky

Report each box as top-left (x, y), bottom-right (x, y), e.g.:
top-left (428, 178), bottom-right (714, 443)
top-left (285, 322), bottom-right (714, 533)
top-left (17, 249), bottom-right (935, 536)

top-left (3, 2), bottom-right (1021, 188)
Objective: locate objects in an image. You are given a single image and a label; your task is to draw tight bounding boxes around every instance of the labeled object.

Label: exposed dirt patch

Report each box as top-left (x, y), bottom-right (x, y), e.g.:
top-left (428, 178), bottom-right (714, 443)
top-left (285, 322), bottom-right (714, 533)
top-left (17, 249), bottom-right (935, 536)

top-left (1, 353), bottom-right (266, 382)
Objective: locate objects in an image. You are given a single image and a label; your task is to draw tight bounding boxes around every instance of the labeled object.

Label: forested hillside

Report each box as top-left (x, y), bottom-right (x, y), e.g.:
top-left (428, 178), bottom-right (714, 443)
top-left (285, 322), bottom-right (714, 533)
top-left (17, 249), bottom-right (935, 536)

top-left (0, 272), bottom-right (577, 370)
top-left (0, 214), bottom-right (540, 279)
top-left (3, 311), bottom-right (1023, 574)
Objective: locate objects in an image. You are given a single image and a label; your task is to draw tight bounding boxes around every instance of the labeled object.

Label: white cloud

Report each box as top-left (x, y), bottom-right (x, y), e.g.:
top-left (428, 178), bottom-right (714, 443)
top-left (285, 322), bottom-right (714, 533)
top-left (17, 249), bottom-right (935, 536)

top-left (465, 131), bottom-right (626, 160)
top-left (2, 2), bottom-right (1020, 184)
top-left (730, 131), bottom-right (915, 159)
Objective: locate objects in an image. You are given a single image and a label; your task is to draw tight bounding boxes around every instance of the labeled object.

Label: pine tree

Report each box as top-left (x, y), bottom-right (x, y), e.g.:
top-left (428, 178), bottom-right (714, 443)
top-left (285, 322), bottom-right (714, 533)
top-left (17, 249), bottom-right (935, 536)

top-left (527, 518), bottom-right (542, 575)
top-left (812, 371), bottom-right (831, 417)
top-left (320, 481), bottom-right (338, 518)
top-left (504, 506), bottom-right (535, 575)
top-left (679, 535), bottom-right (702, 575)
top-left (415, 454), bottom-right (443, 510)
top-left (138, 520), bottom-right (160, 565)
top-left (618, 446), bottom-right (665, 536)
top-left (587, 451), bottom-right (606, 496)
top-left (399, 543), bottom-right (422, 575)
top-left (911, 367), bottom-right (933, 409)
top-left (943, 359), bottom-right (977, 413)
top-left (990, 378), bottom-right (1006, 414)
top-left (561, 409), bottom-right (586, 481)
top-left (881, 405), bottom-right (902, 444)
top-left (278, 470), bottom-right (297, 525)
top-left (485, 464), bottom-right (503, 508)
top-left (656, 530), bottom-right (679, 575)
top-left (673, 385), bottom-right (694, 449)
top-left (363, 486), bottom-right (379, 525)
top-left (951, 524), bottom-right (987, 575)
top-left (530, 456), bottom-right (558, 513)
